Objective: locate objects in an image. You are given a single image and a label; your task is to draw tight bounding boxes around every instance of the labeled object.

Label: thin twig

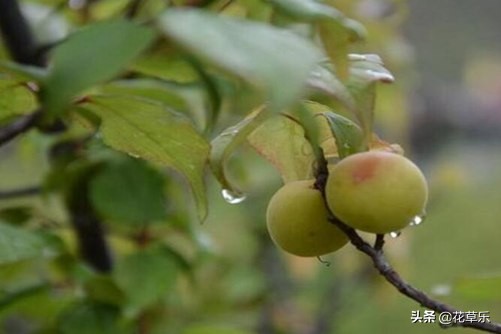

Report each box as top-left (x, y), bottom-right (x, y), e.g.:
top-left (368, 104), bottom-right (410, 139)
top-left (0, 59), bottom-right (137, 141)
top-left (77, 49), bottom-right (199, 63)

top-left (0, 1), bottom-right (45, 146)
top-left (0, 110), bottom-right (41, 147)
top-left (314, 155), bottom-right (501, 333)
top-left (329, 218), bottom-right (501, 333)
top-left (0, 186), bottom-right (41, 200)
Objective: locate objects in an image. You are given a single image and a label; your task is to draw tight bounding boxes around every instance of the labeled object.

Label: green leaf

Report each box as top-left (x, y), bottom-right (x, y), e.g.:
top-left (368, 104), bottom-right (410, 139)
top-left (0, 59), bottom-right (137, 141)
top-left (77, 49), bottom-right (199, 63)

top-left (267, 0), bottom-right (366, 39)
top-left (131, 52), bottom-right (199, 83)
top-left (42, 19), bottom-right (155, 117)
top-left (89, 157), bottom-right (167, 225)
top-left (322, 110), bottom-right (365, 158)
top-left (84, 275), bottom-right (125, 306)
top-left (347, 54), bottom-right (395, 144)
top-left (114, 245), bottom-right (178, 316)
top-left (306, 64), bottom-right (355, 109)
top-left (0, 206), bottom-right (32, 225)
top-left (318, 20), bottom-right (351, 80)
top-left (454, 275), bottom-right (501, 302)
top-left (80, 95), bottom-right (210, 221)
top-left (158, 9), bottom-right (321, 111)
top-left (101, 79), bottom-right (208, 130)
top-left (268, 0), bottom-right (340, 19)
top-left (0, 78), bottom-right (38, 121)
top-left (267, 0), bottom-right (365, 80)
top-left (101, 79), bottom-right (187, 110)
top-left (183, 325), bottom-right (256, 334)
top-left (209, 106), bottom-right (268, 196)
top-left (0, 222), bottom-right (53, 265)
top-left (247, 114), bottom-right (315, 182)
top-left (349, 53), bottom-right (395, 84)
top-left (58, 302), bottom-right (123, 334)
top-left (0, 283), bottom-right (50, 309)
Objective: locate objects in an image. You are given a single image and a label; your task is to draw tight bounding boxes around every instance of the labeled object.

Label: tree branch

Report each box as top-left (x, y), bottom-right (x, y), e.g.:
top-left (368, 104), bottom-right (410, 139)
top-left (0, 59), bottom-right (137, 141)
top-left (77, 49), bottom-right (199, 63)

top-left (0, 110), bottom-right (41, 147)
top-left (314, 155), bottom-right (501, 333)
top-left (0, 0), bottom-right (46, 66)
top-left (0, 1), bottom-right (46, 146)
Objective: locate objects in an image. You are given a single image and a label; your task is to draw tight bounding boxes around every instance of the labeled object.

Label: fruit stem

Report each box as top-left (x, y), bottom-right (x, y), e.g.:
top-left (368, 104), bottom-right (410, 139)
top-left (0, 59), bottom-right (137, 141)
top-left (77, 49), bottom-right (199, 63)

top-left (374, 234), bottom-right (385, 251)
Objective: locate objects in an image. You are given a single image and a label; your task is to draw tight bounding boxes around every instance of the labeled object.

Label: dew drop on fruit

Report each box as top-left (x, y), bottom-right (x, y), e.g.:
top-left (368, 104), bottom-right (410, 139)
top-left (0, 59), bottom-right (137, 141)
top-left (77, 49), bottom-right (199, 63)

top-left (409, 214), bottom-right (426, 227)
top-left (221, 189), bottom-right (246, 204)
top-left (389, 231), bottom-right (401, 238)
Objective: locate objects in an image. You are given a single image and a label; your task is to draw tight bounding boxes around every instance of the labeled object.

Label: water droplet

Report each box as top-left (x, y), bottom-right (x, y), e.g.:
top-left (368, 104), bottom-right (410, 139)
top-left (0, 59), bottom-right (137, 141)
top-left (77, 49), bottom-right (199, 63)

top-left (431, 284), bottom-right (451, 296)
top-left (409, 214), bottom-right (426, 227)
top-left (221, 189), bottom-right (246, 204)
top-left (389, 231), bottom-right (401, 238)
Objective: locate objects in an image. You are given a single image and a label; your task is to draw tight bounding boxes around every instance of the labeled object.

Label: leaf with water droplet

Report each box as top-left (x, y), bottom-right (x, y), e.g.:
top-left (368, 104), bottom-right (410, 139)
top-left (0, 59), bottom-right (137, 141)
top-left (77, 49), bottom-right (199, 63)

top-left (209, 106), bottom-right (268, 198)
top-left (78, 95), bottom-right (210, 221)
top-left (221, 189), bottom-right (246, 204)
top-left (247, 114), bottom-right (316, 183)
top-left (305, 103), bottom-right (365, 159)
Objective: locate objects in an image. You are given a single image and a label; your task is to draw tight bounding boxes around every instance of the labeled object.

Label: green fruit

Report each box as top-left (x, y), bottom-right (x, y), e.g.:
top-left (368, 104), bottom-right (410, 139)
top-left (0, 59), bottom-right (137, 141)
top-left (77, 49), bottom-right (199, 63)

top-left (326, 151), bottom-right (428, 234)
top-left (266, 179), bottom-right (348, 257)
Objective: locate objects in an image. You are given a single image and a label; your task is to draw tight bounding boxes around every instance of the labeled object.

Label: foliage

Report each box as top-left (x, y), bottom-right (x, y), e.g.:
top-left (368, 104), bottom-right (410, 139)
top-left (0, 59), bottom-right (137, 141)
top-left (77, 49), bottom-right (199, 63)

top-left (0, 0), bottom-right (500, 333)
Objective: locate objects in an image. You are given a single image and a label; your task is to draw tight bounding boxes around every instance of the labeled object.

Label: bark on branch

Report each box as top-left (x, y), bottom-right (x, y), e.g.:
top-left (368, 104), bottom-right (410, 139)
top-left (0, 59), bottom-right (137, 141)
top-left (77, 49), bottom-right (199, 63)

top-left (0, 110), bottom-right (41, 146)
top-left (314, 154), bottom-right (501, 333)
